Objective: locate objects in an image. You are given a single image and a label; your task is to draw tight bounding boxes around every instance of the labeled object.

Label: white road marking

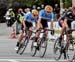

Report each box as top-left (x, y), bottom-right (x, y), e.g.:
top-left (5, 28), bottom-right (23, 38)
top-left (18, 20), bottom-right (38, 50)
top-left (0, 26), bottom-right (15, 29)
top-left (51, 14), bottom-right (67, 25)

top-left (0, 59), bottom-right (73, 62)
top-left (8, 59), bottom-right (19, 62)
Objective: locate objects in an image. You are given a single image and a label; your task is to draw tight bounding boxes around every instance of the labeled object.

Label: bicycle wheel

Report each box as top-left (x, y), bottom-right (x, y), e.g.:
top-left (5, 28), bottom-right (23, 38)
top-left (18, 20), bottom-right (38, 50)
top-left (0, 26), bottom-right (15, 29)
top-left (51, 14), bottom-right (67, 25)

top-left (31, 40), bottom-right (37, 57)
top-left (66, 40), bottom-right (75, 61)
top-left (16, 43), bottom-right (23, 54)
top-left (53, 37), bottom-right (62, 60)
top-left (39, 38), bottom-right (47, 58)
top-left (20, 37), bottom-right (29, 55)
top-left (71, 51), bottom-right (75, 62)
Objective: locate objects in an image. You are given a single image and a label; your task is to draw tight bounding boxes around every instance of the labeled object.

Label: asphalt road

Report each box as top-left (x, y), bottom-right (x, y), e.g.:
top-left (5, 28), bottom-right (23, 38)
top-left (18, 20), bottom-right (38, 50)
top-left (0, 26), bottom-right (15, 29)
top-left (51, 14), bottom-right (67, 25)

top-left (0, 23), bottom-right (75, 62)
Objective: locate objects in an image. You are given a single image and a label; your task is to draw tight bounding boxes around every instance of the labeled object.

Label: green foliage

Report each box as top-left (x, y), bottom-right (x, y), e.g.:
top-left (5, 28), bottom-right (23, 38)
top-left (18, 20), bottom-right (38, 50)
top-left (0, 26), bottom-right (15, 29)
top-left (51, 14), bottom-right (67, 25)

top-left (25, 0), bottom-right (34, 7)
top-left (63, 0), bottom-right (72, 8)
top-left (8, 0), bottom-right (72, 8)
top-left (34, 0), bottom-right (43, 5)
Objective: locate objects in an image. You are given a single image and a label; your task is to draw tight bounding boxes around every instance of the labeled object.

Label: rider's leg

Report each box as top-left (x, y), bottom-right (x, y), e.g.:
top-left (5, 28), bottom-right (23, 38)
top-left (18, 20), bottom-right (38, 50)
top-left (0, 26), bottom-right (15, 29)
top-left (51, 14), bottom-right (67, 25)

top-left (29, 27), bottom-right (33, 38)
top-left (26, 21), bottom-right (33, 38)
top-left (35, 19), bottom-right (48, 42)
top-left (41, 19), bottom-right (48, 37)
top-left (44, 28), bottom-right (48, 38)
top-left (33, 20), bottom-right (42, 48)
top-left (16, 24), bottom-right (24, 47)
top-left (16, 31), bottom-right (24, 47)
top-left (35, 20), bottom-right (42, 42)
top-left (35, 30), bottom-right (40, 42)
top-left (58, 21), bottom-right (66, 47)
top-left (59, 21), bottom-right (66, 38)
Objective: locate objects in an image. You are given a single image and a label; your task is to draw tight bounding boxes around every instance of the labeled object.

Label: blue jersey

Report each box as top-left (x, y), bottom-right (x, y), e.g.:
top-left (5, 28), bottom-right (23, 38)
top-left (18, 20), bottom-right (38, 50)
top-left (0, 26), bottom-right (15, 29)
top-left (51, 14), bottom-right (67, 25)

top-left (24, 12), bottom-right (38, 22)
top-left (39, 9), bottom-right (54, 21)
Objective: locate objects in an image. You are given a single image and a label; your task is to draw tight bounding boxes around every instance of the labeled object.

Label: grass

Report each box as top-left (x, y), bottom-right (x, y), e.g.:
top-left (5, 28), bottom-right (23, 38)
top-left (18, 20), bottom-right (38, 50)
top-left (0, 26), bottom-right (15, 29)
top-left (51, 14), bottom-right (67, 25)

top-left (55, 30), bottom-right (75, 40)
top-left (55, 30), bottom-right (61, 34)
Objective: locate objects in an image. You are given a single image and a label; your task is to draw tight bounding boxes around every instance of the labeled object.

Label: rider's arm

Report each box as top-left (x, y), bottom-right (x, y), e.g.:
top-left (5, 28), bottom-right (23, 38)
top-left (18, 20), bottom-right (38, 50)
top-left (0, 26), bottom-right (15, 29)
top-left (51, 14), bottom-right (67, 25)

top-left (22, 19), bottom-right (26, 30)
top-left (50, 12), bottom-right (54, 30)
top-left (63, 11), bottom-right (69, 28)
top-left (36, 18), bottom-right (42, 30)
top-left (51, 20), bottom-right (53, 30)
top-left (36, 10), bottom-right (44, 30)
top-left (64, 18), bottom-right (68, 28)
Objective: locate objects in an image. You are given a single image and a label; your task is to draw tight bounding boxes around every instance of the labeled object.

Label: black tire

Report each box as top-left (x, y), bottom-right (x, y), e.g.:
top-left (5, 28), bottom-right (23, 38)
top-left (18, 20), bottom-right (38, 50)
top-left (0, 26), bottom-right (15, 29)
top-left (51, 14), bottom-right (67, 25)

top-left (53, 37), bottom-right (62, 60)
top-left (71, 51), bottom-right (75, 62)
top-left (66, 40), bottom-right (75, 61)
top-left (16, 43), bottom-right (23, 54)
top-left (39, 38), bottom-right (47, 58)
top-left (31, 40), bottom-right (37, 57)
top-left (20, 37), bottom-right (29, 55)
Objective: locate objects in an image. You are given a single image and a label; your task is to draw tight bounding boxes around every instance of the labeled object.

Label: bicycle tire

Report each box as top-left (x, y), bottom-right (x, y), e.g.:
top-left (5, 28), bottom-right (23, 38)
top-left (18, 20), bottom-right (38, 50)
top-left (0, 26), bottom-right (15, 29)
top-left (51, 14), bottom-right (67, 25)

top-left (20, 37), bottom-right (29, 55)
top-left (39, 38), bottom-right (47, 58)
top-left (66, 40), bottom-right (75, 61)
top-left (31, 40), bottom-right (37, 57)
top-left (71, 51), bottom-right (75, 62)
top-left (53, 37), bottom-right (62, 60)
top-left (16, 43), bottom-right (23, 54)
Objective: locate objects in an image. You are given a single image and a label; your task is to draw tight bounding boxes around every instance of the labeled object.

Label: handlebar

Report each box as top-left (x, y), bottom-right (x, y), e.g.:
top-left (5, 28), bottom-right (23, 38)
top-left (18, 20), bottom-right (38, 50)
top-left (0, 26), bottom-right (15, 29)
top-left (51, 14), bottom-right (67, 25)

top-left (25, 28), bottom-right (54, 33)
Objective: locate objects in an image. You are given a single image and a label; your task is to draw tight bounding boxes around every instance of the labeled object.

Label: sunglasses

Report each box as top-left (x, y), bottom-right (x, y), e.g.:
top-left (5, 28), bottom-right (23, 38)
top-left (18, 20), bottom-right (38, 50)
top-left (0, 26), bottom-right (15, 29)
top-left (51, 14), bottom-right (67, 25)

top-left (46, 11), bottom-right (51, 14)
top-left (33, 14), bottom-right (38, 17)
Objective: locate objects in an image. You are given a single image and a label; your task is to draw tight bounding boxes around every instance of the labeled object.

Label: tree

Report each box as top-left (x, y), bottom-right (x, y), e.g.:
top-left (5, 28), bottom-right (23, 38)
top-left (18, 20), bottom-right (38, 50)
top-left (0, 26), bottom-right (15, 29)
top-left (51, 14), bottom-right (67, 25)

top-left (63, 0), bottom-right (72, 8)
top-left (12, 1), bottom-right (20, 13)
top-left (0, 0), bottom-right (8, 22)
top-left (8, 0), bottom-right (72, 8)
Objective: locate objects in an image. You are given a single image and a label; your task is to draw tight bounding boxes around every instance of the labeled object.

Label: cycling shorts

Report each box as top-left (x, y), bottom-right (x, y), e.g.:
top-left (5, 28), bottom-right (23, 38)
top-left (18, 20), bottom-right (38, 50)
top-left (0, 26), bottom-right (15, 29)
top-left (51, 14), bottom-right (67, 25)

top-left (41, 19), bottom-right (48, 28)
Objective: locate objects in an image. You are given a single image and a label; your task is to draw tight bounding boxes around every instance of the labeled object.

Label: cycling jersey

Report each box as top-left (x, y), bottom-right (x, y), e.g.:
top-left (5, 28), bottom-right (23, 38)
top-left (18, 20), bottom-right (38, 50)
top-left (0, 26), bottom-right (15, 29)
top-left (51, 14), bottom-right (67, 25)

top-left (24, 12), bottom-right (38, 22)
top-left (39, 9), bottom-right (54, 21)
top-left (59, 10), bottom-right (75, 28)
top-left (59, 10), bottom-right (75, 23)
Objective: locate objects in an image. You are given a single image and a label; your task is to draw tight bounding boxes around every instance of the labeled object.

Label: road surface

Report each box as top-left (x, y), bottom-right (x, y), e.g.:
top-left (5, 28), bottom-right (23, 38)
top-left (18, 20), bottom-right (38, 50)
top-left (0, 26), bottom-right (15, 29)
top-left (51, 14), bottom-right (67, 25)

top-left (0, 23), bottom-right (75, 62)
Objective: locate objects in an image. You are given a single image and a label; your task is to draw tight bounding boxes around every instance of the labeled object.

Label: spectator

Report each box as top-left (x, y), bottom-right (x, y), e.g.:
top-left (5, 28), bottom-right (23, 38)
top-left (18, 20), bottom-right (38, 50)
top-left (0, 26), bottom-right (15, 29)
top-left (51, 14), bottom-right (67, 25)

top-left (25, 8), bottom-right (31, 13)
top-left (54, 4), bottom-right (60, 20)
top-left (16, 8), bottom-right (24, 34)
top-left (41, 4), bottom-right (44, 9)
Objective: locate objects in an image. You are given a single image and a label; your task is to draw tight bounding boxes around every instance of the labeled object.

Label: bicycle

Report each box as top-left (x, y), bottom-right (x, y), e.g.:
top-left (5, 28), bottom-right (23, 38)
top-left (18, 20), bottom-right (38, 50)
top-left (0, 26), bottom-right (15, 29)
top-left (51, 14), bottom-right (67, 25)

top-left (31, 28), bottom-right (53, 58)
top-left (54, 28), bottom-right (75, 61)
top-left (16, 29), bottom-right (32, 55)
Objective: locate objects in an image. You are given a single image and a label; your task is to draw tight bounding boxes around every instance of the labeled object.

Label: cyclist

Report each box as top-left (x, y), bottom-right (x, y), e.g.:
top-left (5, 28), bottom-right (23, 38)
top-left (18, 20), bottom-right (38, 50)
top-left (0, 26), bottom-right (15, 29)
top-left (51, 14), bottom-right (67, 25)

top-left (23, 8), bottom-right (30, 16)
top-left (34, 5), bottom-right (54, 50)
top-left (15, 9), bottom-right (39, 50)
top-left (58, 6), bottom-right (75, 47)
